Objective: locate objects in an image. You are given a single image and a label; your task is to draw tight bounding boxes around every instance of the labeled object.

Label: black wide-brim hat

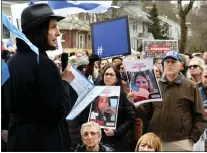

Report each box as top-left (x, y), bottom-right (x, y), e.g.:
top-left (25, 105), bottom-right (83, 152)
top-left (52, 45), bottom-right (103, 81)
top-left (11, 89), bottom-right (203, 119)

top-left (21, 3), bottom-right (65, 32)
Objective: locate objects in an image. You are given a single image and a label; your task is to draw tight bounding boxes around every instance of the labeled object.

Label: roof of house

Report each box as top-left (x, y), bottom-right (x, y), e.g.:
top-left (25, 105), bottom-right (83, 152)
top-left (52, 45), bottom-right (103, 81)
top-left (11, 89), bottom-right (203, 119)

top-left (58, 15), bottom-right (90, 31)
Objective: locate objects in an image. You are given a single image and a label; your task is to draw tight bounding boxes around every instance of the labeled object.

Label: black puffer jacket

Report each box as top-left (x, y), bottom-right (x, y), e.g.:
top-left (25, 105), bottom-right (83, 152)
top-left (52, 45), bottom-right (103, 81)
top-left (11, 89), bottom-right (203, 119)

top-left (75, 143), bottom-right (114, 152)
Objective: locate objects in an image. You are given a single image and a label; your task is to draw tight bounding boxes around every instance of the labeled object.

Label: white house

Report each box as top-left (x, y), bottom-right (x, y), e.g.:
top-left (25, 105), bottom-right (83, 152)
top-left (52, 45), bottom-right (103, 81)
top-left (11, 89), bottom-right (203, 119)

top-left (118, 1), bottom-right (154, 51)
top-left (159, 15), bottom-right (181, 40)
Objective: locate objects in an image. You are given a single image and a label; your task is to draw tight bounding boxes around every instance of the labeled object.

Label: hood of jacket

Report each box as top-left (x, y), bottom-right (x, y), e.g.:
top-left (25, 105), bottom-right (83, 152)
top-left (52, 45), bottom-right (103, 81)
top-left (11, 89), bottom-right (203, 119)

top-left (160, 72), bottom-right (185, 85)
top-left (75, 143), bottom-right (114, 152)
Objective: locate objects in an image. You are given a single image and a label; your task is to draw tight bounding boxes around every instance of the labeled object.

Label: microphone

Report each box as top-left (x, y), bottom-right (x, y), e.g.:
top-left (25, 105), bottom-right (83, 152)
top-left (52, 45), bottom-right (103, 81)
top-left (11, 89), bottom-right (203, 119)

top-left (61, 53), bottom-right (68, 71)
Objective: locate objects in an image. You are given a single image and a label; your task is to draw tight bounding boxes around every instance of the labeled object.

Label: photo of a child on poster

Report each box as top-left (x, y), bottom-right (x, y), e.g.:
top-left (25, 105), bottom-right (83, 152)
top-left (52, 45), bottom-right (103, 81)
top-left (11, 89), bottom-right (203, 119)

top-left (88, 86), bottom-right (120, 129)
top-left (123, 59), bottom-right (162, 106)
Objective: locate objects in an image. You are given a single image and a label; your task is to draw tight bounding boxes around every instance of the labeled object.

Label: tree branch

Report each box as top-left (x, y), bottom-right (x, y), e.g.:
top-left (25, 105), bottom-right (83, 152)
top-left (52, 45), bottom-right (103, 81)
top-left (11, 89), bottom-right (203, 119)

top-left (178, 0), bottom-right (183, 17)
top-left (184, 0), bottom-right (195, 15)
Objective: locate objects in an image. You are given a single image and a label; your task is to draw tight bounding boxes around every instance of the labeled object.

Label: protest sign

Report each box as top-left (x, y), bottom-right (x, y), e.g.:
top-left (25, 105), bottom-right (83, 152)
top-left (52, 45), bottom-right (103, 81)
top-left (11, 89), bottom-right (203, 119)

top-left (66, 64), bottom-right (109, 120)
top-left (88, 86), bottom-right (120, 129)
top-left (67, 86), bottom-right (106, 120)
top-left (91, 16), bottom-right (131, 58)
top-left (123, 59), bottom-right (162, 106)
top-left (143, 39), bottom-right (178, 58)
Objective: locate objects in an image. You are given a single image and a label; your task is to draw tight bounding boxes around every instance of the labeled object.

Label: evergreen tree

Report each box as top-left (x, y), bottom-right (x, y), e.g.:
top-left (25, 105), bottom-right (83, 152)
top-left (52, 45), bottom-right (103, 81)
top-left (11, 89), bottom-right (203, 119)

top-left (148, 3), bottom-right (169, 39)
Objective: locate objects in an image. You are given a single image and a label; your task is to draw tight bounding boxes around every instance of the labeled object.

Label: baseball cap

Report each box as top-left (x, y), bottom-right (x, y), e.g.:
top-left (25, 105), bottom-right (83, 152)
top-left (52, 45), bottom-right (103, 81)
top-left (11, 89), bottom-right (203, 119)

top-left (163, 51), bottom-right (182, 62)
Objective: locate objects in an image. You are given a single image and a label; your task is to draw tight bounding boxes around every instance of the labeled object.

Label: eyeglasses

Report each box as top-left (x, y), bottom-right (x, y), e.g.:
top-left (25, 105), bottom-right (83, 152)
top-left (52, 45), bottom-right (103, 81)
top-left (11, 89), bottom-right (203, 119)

top-left (104, 73), bottom-right (116, 77)
top-left (188, 65), bottom-right (199, 69)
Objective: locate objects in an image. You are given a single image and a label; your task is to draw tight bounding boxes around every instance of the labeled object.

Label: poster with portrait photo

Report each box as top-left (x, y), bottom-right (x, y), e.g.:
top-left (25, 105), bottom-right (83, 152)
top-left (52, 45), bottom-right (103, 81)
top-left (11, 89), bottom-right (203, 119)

top-left (123, 59), bottom-right (163, 106)
top-left (88, 86), bottom-right (120, 129)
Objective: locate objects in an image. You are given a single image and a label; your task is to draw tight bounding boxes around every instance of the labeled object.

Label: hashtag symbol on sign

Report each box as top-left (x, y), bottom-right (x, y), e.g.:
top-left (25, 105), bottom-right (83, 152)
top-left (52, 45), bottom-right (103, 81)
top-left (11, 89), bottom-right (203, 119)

top-left (97, 46), bottom-right (103, 56)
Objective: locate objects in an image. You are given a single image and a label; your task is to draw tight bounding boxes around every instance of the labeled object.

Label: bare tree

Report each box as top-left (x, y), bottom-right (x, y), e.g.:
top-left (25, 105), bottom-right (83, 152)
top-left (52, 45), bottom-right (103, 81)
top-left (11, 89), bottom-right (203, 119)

top-left (178, 0), bottom-right (195, 53)
top-left (186, 1), bottom-right (207, 53)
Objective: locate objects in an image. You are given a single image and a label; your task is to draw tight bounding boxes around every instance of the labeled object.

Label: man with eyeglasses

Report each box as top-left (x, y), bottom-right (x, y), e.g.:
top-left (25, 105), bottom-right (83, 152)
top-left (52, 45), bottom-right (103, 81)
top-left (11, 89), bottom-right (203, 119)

top-left (75, 122), bottom-right (114, 152)
top-left (137, 51), bottom-right (207, 151)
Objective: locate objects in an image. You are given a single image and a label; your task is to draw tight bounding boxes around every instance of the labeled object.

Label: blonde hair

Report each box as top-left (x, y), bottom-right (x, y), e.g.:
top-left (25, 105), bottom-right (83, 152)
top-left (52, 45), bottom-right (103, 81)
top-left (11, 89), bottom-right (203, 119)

top-left (187, 57), bottom-right (205, 79)
top-left (135, 133), bottom-right (162, 152)
top-left (189, 57), bottom-right (205, 69)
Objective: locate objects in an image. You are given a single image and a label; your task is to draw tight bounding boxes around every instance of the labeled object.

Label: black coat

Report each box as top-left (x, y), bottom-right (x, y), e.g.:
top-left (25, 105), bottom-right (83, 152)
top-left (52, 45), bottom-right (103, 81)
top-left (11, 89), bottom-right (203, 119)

top-left (1, 84), bottom-right (9, 152)
top-left (75, 143), bottom-right (114, 152)
top-left (91, 80), bottom-right (136, 151)
top-left (3, 44), bottom-right (76, 151)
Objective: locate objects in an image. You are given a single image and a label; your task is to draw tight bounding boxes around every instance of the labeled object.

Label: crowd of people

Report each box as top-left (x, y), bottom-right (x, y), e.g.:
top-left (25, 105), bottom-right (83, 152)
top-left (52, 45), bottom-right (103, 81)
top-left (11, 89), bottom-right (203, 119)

top-left (1, 3), bottom-right (207, 152)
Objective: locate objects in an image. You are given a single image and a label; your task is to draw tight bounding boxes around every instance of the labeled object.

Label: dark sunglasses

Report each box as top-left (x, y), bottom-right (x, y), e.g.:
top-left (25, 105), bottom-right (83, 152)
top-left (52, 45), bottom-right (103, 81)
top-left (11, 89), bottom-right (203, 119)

top-left (188, 65), bottom-right (199, 69)
top-left (104, 73), bottom-right (115, 77)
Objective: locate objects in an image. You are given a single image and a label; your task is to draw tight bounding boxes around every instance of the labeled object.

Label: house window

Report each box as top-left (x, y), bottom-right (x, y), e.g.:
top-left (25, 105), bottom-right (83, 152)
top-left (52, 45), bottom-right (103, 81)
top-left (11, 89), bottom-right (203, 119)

top-left (142, 23), bottom-right (145, 32)
top-left (88, 35), bottom-right (91, 49)
top-left (137, 40), bottom-right (139, 51)
top-left (16, 18), bottom-right (22, 30)
top-left (133, 22), bottom-right (136, 31)
top-left (132, 39), bottom-right (136, 50)
top-left (79, 34), bottom-right (85, 49)
top-left (78, 13), bottom-right (84, 21)
top-left (3, 25), bottom-right (10, 39)
top-left (61, 33), bottom-right (65, 42)
top-left (138, 22), bottom-right (142, 33)
top-left (3, 16), bottom-right (12, 39)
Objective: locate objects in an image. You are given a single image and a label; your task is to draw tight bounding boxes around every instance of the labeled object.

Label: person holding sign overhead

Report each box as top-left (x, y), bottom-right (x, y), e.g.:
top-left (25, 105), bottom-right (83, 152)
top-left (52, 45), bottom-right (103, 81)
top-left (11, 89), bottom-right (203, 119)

top-left (2, 4), bottom-right (76, 151)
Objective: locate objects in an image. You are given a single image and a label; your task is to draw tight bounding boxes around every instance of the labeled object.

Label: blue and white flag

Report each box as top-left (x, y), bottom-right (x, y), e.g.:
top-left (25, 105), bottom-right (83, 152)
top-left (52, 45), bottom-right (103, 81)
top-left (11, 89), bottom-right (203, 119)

top-left (6, 39), bottom-right (13, 48)
top-left (2, 12), bottom-right (40, 86)
top-left (29, 0), bottom-right (119, 15)
top-left (2, 12), bottom-right (39, 62)
top-left (2, 61), bottom-right (10, 86)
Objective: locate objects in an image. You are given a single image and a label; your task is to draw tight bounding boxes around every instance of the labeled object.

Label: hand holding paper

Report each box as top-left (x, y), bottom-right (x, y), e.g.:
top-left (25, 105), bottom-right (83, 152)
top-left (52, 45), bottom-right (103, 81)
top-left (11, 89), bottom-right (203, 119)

top-left (104, 128), bottom-right (114, 136)
top-left (1, 130), bottom-right (8, 142)
top-left (127, 92), bottom-right (137, 103)
top-left (127, 88), bottom-right (149, 103)
top-left (62, 64), bottom-right (75, 83)
top-left (135, 88), bottom-right (150, 99)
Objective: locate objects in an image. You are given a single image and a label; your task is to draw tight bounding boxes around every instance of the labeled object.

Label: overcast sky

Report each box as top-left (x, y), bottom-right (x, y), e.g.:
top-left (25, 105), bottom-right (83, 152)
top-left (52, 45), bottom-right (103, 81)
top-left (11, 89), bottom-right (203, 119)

top-left (171, 0), bottom-right (199, 6)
